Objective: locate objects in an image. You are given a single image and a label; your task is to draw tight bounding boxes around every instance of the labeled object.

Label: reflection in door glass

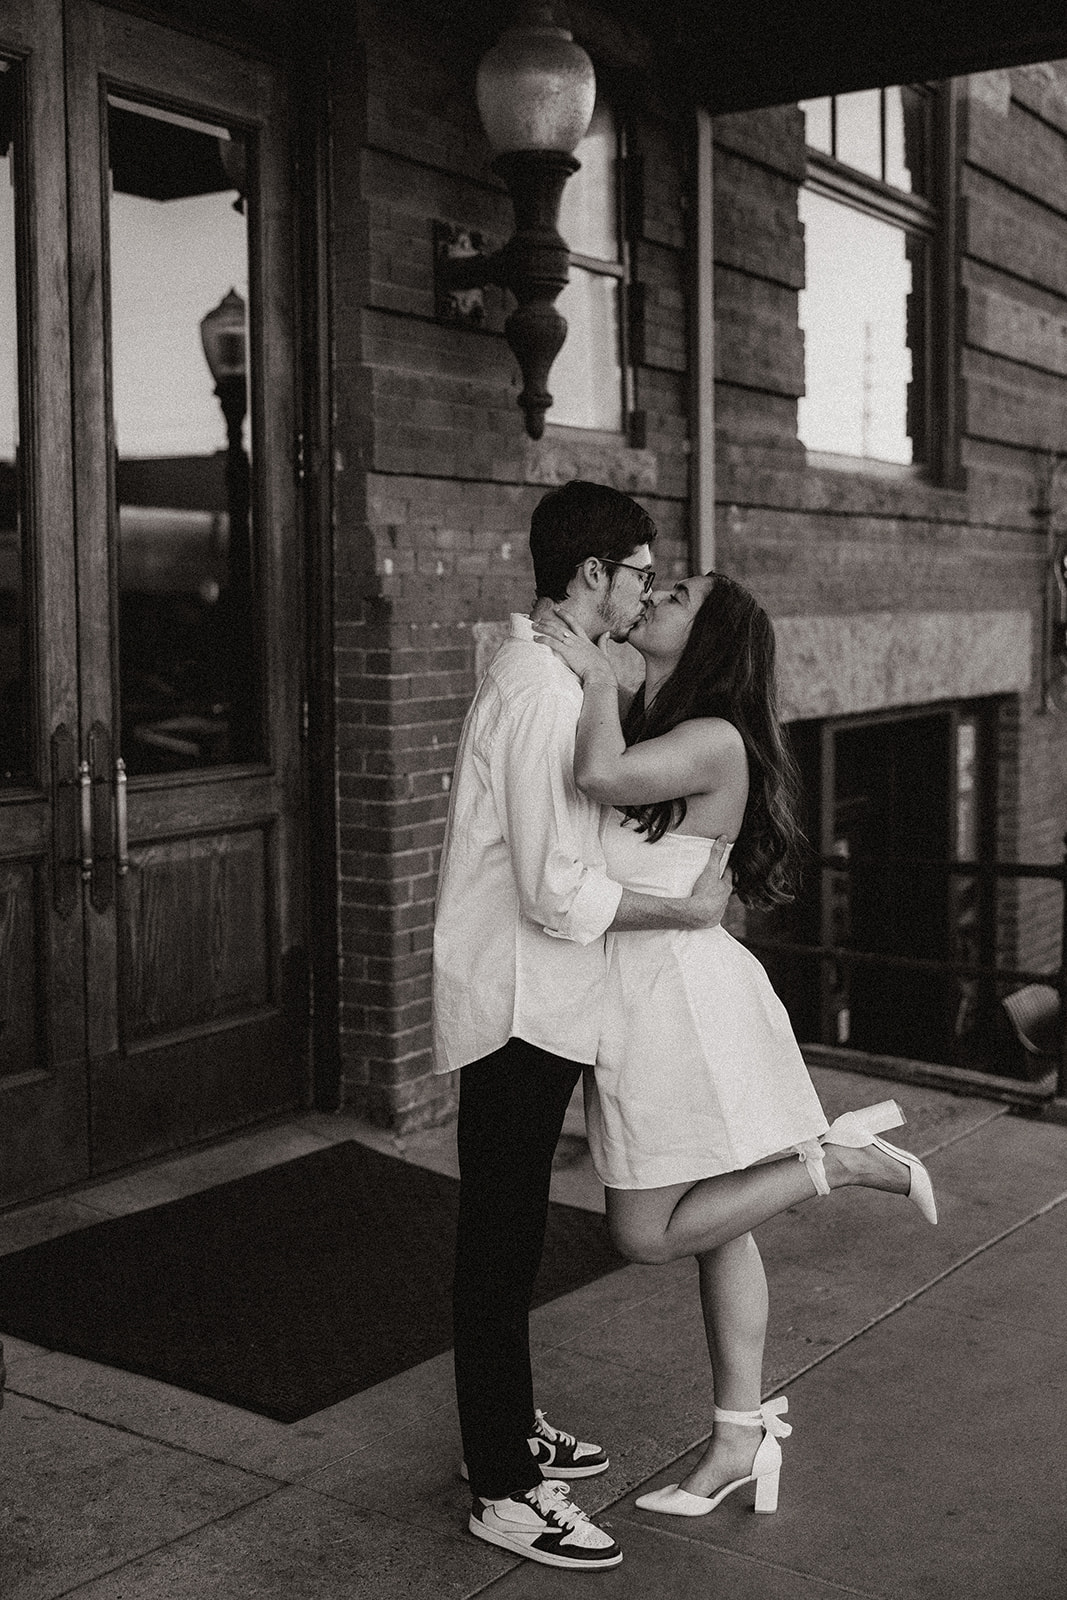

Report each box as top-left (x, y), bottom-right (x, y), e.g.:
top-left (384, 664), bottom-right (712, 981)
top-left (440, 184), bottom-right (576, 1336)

top-left (108, 97), bottom-right (259, 776)
top-left (0, 62), bottom-right (28, 786)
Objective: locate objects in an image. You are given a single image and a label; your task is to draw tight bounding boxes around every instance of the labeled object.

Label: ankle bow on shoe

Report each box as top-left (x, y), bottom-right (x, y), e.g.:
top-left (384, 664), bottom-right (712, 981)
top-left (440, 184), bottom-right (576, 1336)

top-left (792, 1100), bottom-right (907, 1199)
top-left (714, 1396), bottom-right (792, 1439)
top-left (797, 1099), bottom-right (938, 1225)
top-left (634, 1395), bottom-right (790, 1517)
top-left (793, 1136), bottom-right (831, 1195)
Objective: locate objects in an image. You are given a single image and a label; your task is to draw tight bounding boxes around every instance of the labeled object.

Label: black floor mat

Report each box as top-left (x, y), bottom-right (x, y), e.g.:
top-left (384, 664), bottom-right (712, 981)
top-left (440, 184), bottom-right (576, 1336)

top-left (0, 1140), bottom-right (623, 1422)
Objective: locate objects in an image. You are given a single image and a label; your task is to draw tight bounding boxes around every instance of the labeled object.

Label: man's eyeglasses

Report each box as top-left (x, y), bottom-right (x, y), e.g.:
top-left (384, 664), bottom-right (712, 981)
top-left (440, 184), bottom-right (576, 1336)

top-left (599, 558), bottom-right (656, 597)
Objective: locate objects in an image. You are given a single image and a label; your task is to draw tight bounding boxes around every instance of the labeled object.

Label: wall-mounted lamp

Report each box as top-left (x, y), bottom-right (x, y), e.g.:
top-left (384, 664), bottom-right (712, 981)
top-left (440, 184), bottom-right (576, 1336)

top-left (434, 2), bottom-right (595, 439)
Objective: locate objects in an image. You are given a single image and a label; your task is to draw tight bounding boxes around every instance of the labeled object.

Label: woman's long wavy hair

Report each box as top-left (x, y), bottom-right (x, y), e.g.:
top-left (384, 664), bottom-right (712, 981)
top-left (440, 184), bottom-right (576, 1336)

top-left (621, 572), bottom-right (805, 908)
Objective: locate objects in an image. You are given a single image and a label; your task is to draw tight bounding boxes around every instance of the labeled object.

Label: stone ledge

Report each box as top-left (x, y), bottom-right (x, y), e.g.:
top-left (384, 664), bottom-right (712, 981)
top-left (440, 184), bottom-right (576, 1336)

top-left (776, 608), bottom-right (1031, 720)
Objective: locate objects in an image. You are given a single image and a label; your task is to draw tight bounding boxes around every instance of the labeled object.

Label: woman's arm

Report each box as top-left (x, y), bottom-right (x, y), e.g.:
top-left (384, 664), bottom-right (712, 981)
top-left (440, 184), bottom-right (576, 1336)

top-left (574, 682), bottom-right (740, 805)
top-left (535, 615), bottom-right (744, 807)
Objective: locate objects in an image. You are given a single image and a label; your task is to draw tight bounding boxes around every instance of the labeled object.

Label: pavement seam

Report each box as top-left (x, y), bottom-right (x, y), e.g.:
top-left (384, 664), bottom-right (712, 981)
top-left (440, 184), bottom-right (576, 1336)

top-left (618, 1527), bottom-right (888, 1600)
top-left (1, 1384), bottom-right (292, 1483)
top-left (47, 1503), bottom-right (511, 1600)
top-left (466, 1520), bottom-right (885, 1598)
top-left (914, 1103), bottom-right (1008, 1156)
top-left (771, 1183), bottom-right (1067, 1393)
top-left (38, 1481), bottom-right (290, 1600)
top-left (2, 1375), bottom-right (463, 1487)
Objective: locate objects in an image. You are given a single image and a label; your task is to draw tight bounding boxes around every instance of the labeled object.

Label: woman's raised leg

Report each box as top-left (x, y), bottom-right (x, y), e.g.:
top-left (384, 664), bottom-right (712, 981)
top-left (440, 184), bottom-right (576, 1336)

top-left (606, 1131), bottom-right (916, 1264)
top-left (606, 1155), bottom-right (824, 1263)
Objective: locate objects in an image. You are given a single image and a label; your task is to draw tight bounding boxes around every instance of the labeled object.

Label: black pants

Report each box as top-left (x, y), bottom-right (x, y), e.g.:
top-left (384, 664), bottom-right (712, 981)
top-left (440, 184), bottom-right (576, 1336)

top-left (453, 1036), bottom-right (583, 1501)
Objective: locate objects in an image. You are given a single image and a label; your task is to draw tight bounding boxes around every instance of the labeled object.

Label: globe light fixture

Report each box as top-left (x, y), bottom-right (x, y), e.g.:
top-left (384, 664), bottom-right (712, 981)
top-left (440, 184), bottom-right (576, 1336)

top-left (475, 3), bottom-right (596, 154)
top-left (435, 3), bottom-right (595, 439)
top-left (199, 287), bottom-right (247, 388)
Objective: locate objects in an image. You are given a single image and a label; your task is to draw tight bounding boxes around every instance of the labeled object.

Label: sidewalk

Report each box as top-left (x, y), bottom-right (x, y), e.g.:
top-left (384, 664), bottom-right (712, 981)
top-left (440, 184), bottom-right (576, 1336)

top-left (2, 1065), bottom-right (1065, 1600)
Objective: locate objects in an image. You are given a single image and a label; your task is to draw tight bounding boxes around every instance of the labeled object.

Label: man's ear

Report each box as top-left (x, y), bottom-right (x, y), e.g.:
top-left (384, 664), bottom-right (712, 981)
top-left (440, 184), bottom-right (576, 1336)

top-left (574, 556), bottom-right (603, 593)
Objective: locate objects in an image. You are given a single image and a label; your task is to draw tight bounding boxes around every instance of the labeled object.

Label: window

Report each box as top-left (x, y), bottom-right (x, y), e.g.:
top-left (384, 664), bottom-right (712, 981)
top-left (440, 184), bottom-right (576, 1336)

top-left (550, 97), bottom-right (627, 432)
top-left (749, 701), bottom-right (1000, 1073)
top-left (797, 86), bottom-right (946, 470)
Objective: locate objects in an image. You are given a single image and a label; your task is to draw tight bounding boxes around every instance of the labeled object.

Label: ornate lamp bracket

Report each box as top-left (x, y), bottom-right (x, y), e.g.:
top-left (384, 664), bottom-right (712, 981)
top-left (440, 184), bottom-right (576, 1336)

top-left (434, 148), bottom-right (578, 440)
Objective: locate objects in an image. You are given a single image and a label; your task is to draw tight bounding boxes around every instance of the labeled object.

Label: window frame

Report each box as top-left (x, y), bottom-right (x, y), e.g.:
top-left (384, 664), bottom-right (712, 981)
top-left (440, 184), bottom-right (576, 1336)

top-left (798, 81), bottom-right (958, 484)
top-left (547, 91), bottom-right (636, 441)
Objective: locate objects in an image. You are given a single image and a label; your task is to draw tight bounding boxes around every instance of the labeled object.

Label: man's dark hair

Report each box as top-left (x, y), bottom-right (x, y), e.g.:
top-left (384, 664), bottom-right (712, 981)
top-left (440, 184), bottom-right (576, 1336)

top-left (529, 480), bottom-right (657, 600)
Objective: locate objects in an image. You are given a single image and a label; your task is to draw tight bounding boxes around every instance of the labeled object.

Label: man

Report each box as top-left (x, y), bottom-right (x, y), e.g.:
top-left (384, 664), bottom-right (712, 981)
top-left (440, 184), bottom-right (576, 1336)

top-left (433, 480), bottom-right (732, 1571)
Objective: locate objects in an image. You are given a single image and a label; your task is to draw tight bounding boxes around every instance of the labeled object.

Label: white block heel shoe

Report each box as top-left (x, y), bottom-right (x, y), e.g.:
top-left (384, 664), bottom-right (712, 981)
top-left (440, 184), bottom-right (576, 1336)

top-left (795, 1100), bottom-right (938, 1224)
top-left (635, 1397), bottom-right (791, 1517)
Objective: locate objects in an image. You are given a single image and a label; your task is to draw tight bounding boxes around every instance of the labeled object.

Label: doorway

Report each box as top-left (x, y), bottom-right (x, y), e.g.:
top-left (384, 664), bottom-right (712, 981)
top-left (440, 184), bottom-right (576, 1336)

top-left (0, 0), bottom-right (308, 1205)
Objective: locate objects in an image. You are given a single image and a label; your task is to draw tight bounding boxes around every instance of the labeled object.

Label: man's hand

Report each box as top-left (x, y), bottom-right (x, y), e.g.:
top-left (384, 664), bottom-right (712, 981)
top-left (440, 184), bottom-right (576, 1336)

top-left (609, 838), bottom-right (735, 935)
top-left (687, 838), bottom-right (734, 928)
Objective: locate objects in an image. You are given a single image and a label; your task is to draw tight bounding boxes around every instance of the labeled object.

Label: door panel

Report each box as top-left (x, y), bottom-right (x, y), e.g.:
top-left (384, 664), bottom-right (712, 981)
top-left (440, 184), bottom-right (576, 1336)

top-left (65, 1), bottom-right (306, 1173)
top-left (0, 0), bottom-right (87, 1203)
top-left (121, 828), bottom-right (271, 1038)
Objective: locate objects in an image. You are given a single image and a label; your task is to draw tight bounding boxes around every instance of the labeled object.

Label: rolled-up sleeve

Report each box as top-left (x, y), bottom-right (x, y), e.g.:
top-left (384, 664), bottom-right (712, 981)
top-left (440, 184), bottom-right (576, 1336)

top-left (487, 690), bottom-right (622, 945)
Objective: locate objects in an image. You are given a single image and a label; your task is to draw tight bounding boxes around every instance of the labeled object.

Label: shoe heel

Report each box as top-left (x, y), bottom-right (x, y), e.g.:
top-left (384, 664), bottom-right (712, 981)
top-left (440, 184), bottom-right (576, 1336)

top-left (854, 1099), bottom-right (905, 1136)
top-left (753, 1466), bottom-right (780, 1514)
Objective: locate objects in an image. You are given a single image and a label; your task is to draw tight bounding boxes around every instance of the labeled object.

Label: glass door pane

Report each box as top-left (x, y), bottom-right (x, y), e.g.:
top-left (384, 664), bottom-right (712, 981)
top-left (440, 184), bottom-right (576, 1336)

top-left (107, 97), bottom-right (260, 775)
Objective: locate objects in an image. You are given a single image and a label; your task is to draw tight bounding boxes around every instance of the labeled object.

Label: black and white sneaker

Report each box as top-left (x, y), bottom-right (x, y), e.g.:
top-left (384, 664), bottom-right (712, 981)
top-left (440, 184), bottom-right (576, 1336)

top-left (470, 1480), bottom-right (622, 1569)
top-left (528, 1409), bottom-right (610, 1478)
top-left (460, 1409), bottom-right (610, 1483)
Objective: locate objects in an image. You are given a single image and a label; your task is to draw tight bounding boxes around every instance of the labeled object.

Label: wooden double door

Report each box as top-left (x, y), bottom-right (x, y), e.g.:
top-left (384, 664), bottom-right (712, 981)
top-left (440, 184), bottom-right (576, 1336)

top-left (0, 0), bottom-right (308, 1205)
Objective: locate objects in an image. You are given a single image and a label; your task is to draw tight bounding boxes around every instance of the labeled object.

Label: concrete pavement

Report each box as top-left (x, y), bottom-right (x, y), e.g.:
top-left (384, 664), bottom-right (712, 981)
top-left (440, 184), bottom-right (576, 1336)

top-left (1, 1065), bottom-right (1065, 1599)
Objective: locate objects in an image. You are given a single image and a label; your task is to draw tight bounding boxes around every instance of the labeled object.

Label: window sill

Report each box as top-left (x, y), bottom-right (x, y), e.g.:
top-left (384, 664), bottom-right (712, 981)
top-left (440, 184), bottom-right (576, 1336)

top-left (716, 441), bottom-right (969, 522)
top-left (800, 450), bottom-right (969, 517)
top-left (804, 448), bottom-right (926, 481)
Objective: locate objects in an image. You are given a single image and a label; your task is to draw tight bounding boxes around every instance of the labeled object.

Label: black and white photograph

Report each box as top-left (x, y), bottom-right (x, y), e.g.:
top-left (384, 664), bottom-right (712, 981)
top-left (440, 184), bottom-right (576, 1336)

top-left (0, 2), bottom-right (1065, 1596)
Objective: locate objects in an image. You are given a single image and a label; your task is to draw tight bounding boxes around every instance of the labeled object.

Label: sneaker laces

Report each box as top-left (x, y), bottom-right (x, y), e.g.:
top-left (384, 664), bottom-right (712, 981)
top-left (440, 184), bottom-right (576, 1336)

top-left (529, 1480), bottom-right (588, 1529)
top-left (534, 1409), bottom-right (576, 1448)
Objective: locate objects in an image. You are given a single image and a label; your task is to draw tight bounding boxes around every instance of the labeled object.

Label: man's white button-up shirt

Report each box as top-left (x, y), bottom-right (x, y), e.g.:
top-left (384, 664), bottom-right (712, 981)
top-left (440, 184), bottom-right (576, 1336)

top-left (432, 614), bottom-right (623, 1074)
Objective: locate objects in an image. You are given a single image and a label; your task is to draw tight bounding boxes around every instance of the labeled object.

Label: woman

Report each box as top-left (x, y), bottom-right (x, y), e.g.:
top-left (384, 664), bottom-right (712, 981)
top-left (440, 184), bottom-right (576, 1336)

top-left (534, 571), bottom-right (936, 1519)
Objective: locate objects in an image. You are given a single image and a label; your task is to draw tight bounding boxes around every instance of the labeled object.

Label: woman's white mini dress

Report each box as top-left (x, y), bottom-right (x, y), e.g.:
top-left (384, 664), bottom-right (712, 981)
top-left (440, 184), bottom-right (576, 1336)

top-left (585, 814), bottom-right (829, 1190)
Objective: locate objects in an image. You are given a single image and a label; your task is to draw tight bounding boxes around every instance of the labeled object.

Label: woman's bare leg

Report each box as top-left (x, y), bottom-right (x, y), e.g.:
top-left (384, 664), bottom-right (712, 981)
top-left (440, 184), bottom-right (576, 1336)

top-left (675, 1233), bottom-right (769, 1496)
top-left (605, 1140), bottom-right (909, 1265)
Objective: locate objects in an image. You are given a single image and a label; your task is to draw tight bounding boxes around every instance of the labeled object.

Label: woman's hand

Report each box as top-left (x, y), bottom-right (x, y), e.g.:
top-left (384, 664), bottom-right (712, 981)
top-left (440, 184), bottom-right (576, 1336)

top-left (534, 607), bottom-right (618, 689)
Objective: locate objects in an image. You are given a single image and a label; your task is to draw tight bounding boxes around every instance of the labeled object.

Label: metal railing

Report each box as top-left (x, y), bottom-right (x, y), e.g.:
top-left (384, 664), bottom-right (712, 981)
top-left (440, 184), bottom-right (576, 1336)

top-left (743, 837), bottom-right (1067, 1099)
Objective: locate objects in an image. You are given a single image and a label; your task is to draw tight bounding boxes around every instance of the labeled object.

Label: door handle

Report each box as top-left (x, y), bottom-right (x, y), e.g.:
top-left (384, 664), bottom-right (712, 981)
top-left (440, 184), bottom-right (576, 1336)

top-left (79, 759), bottom-right (92, 882)
top-left (87, 721), bottom-right (114, 913)
top-left (115, 758), bottom-right (129, 878)
top-left (50, 724), bottom-right (80, 918)
top-left (50, 724), bottom-right (118, 914)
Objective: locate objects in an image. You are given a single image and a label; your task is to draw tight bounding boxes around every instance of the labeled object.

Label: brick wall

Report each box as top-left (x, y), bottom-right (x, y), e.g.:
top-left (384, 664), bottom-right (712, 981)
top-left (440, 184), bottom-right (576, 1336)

top-left (329, 2), bottom-right (695, 1127)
